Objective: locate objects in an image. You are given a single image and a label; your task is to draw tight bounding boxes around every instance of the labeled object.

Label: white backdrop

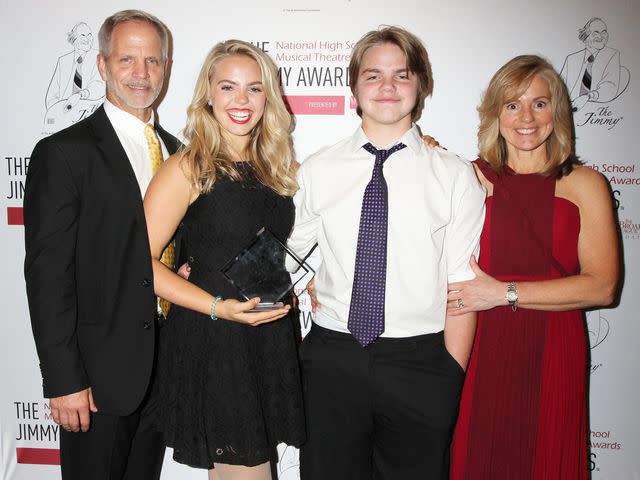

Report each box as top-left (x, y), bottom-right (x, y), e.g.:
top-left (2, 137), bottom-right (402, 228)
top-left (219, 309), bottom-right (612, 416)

top-left (1, 1), bottom-right (638, 478)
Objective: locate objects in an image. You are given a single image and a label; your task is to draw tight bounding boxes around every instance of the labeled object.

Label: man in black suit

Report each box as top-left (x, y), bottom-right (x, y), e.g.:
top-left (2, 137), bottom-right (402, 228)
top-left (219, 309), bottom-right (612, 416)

top-left (24, 10), bottom-right (179, 480)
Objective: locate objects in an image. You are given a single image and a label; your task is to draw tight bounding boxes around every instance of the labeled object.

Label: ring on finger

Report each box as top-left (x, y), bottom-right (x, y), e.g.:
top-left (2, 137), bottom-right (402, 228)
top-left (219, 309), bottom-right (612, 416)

top-left (457, 298), bottom-right (465, 309)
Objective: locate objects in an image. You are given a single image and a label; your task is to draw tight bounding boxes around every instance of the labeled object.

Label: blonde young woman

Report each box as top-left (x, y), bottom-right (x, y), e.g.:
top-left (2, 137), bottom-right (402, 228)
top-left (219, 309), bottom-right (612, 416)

top-left (448, 55), bottom-right (619, 479)
top-left (144, 40), bottom-right (304, 480)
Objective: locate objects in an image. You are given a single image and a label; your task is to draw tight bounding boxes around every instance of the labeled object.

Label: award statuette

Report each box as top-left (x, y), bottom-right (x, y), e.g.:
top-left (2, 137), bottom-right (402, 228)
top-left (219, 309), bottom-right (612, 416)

top-left (220, 227), bottom-right (313, 311)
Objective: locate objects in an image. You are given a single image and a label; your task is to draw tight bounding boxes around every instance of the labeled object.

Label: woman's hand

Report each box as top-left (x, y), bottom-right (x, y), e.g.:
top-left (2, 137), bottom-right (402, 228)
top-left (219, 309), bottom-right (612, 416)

top-left (216, 297), bottom-right (291, 326)
top-left (447, 256), bottom-right (506, 315)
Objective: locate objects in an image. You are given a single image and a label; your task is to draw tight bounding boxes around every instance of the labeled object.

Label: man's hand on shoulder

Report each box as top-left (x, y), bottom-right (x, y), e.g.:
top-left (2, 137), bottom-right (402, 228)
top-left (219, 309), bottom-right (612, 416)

top-left (49, 387), bottom-right (97, 433)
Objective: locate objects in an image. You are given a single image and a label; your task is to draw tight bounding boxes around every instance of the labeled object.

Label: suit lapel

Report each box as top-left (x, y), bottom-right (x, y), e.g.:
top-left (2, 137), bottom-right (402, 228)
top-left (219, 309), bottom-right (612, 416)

top-left (156, 124), bottom-right (180, 155)
top-left (87, 105), bottom-right (147, 223)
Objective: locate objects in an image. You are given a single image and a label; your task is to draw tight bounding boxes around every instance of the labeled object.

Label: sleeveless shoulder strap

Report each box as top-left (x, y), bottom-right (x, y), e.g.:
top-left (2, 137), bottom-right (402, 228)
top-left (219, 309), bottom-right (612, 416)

top-left (473, 158), bottom-right (498, 183)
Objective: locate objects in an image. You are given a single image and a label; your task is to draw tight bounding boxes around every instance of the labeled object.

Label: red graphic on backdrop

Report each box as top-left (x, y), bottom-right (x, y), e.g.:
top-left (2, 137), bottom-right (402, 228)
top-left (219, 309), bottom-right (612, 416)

top-left (284, 95), bottom-right (344, 115)
top-left (16, 447), bottom-right (60, 465)
top-left (7, 207), bottom-right (24, 225)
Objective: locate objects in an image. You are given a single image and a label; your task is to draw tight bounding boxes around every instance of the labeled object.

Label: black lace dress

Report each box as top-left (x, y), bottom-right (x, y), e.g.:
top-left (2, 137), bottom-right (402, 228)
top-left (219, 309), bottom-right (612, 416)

top-left (157, 163), bottom-right (305, 468)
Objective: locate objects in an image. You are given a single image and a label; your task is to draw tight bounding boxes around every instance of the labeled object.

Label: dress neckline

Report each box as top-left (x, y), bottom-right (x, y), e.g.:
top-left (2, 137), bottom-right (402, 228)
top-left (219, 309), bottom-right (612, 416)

top-left (504, 164), bottom-right (545, 176)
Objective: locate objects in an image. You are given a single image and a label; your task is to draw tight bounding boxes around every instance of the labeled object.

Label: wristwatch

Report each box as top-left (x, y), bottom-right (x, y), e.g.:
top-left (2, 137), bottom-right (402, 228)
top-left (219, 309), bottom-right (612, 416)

top-left (506, 282), bottom-right (518, 312)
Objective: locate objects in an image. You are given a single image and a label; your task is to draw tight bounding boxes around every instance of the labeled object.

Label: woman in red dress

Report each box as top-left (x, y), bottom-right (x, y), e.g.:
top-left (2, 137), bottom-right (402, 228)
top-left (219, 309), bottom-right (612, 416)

top-left (448, 55), bottom-right (619, 479)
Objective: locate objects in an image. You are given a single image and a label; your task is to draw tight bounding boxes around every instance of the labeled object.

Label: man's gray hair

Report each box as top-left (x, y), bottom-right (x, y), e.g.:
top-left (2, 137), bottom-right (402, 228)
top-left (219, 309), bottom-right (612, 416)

top-left (98, 9), bottom-right (169, 60)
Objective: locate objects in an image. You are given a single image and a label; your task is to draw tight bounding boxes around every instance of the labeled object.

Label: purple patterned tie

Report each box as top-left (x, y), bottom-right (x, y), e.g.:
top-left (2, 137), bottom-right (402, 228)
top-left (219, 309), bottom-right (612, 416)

top-left (348, 142), bottom-right (406, 347)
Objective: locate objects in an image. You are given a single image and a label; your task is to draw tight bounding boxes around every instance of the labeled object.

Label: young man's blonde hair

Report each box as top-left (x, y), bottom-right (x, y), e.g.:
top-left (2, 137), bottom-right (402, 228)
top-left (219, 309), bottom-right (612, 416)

top-left (348, 26), bottom-right (433, 123)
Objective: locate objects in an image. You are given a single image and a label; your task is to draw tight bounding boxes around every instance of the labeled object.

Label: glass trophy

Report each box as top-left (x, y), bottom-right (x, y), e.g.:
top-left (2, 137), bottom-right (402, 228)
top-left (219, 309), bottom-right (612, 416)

top-left (220, 227), bottom-right (314, 311)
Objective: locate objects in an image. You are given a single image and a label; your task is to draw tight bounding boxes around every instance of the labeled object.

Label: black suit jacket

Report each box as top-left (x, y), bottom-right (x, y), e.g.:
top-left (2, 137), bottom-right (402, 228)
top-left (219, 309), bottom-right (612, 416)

top-left (24, 105), bottom-right (180, 416)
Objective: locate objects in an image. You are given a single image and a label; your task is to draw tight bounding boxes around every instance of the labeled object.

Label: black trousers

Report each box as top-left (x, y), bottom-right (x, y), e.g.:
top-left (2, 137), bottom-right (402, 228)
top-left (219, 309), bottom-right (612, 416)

top-left (59, 383), bottom-right (165, 480)
top-left (299, 324), bottom-right (465, 480)
top-left (60, 316), bottom-right (165, 480)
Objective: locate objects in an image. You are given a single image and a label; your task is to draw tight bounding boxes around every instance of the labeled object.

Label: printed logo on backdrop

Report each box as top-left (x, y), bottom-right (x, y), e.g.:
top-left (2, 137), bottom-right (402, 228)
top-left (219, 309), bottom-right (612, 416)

top-left (589, 429), bottom-right (624, 474)
top-left (619, 217), bottom-right (640, 240)
top-left (560, 17), bottom-right (629, 130)
top-left (612, 178), bottom-right (640, 241)
top-left (5, 155), bottom-right (28, 225)
top-left (587, 163), bottom-right (640, 188)
top-left (277, 445), bottom-right (300, 480)
top-left (294, 286), bottom-right (313, 337)
top-left (14, 400), bottom-right (61, 465)
top-left (42, 22), bottom-right (105, 135)
top-left (587, 309), bottom-right (609, 375)
top-left (586, 163), bottom-right (640, 240)
top-left (612, 189), bottom-right (640, 240)
top-left (586, 309), bottom-right (610, 370)
top-left (249, 40), bottom-right (356, 116)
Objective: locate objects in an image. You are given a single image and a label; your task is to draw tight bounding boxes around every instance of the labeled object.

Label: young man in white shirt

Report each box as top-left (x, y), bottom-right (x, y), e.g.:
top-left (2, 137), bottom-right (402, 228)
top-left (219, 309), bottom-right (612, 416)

top-left (288, 26), bottom-right (485, 479)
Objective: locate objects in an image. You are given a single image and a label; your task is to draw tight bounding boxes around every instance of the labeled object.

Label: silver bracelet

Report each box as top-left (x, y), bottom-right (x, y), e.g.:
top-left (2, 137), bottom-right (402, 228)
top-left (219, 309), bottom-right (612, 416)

top-left (210, 296), bottom-right (223, 321)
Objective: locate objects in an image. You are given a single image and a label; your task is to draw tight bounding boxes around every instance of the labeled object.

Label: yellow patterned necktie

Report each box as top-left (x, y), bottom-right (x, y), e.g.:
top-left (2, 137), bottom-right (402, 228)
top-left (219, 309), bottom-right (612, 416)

top-left (144, 124), bottom-right (174, 317)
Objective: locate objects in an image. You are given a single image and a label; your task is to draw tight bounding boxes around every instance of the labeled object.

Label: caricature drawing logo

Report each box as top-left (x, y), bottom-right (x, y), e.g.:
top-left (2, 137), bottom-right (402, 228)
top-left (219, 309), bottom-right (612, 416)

top-left (42, 22), bottom-right (105, 135)
top-left (560, 17), bottom-right (630, 113)
top-left (277, 445), bottom-right (300, 480)
top-left (586, 310), bottom-right (610, 350)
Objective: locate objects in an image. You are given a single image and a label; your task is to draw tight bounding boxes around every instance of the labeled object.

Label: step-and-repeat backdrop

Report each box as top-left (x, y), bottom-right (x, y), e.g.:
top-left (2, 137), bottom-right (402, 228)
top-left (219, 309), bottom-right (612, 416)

top-left (1, 0), bottom-right (638, 478)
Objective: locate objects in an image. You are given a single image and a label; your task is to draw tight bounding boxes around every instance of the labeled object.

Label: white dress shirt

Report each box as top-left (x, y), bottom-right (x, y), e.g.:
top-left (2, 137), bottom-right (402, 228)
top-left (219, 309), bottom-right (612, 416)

top-left (288, 125), bottom-right (486, 337)
top-left (103, 99), bottom-right (169, 196)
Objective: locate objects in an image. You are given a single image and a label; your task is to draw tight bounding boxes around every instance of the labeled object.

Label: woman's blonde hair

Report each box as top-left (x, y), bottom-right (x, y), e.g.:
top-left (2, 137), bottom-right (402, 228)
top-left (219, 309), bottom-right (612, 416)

top-left (181, 40), bottom-right (297, 196)
top-left (478, 54), bottom-right (579, 177)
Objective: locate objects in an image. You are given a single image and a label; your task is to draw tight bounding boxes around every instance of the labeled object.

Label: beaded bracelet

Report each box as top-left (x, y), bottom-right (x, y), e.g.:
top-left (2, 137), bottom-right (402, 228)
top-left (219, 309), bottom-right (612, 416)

top-left (210, 296), bottom-right (223, 321)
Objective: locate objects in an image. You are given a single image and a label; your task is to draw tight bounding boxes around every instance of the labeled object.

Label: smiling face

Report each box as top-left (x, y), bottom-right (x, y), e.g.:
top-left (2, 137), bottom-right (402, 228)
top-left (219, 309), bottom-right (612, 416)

top-left (209, 54), bottom-right (266, 154)
top-left (354, 42), bottom-right (418, 139)
top-left (586, 19), bottom-right (609, 51)
top-left (97, 20), bottom-right (166, 122)
top-left (499, 75), bottom-right (554, 162)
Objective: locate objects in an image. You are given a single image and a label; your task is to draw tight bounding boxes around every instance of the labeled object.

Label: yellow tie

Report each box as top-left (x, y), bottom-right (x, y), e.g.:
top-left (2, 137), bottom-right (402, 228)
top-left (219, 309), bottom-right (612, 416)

top-left (144, 124), bottom-right (174, 317)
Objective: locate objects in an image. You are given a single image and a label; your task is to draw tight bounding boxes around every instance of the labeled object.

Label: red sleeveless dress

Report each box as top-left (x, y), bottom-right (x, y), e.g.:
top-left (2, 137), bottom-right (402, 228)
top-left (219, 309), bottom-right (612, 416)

top-left (450, 159), bottom-right (588, 479)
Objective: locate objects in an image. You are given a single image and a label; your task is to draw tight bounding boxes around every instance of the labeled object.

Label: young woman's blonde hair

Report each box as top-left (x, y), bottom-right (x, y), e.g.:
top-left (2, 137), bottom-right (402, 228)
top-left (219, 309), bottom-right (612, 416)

top-left (478, 54), bottom-right (579, 177)
top-left (181, 40), bottom-right (297, 196)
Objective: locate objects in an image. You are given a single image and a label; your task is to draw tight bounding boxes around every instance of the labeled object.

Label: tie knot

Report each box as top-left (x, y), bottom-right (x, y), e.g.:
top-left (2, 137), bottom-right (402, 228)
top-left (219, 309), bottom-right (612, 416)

top-left (587, 54), bottom-right (595, 63)
top-left (363, 142), bottom-right (407, 166)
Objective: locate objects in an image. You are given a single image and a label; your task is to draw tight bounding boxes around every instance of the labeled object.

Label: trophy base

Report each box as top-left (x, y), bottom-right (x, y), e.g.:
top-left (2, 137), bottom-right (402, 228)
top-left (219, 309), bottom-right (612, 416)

top-left (249, 302), bottom-right (285, 312)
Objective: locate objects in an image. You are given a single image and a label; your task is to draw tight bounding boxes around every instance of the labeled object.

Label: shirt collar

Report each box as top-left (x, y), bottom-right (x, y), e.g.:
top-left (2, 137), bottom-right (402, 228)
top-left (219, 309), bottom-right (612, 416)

top-left (104, 98), bottom-right (156, 135)
top-left (349, 124), bottom-right (423, 155)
